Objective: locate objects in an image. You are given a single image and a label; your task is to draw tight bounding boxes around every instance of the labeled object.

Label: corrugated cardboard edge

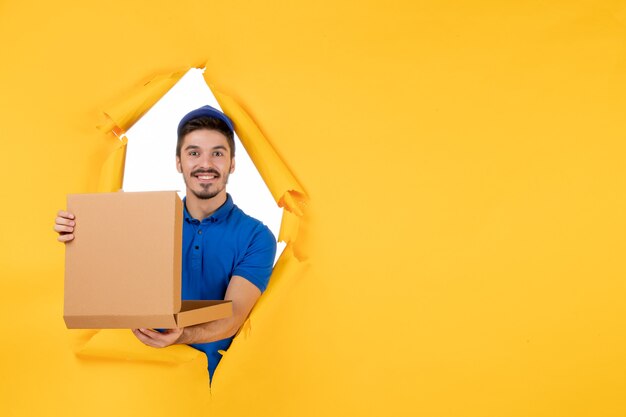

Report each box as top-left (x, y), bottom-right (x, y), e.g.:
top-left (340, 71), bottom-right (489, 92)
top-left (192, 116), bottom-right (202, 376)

top-left (176, 300), bottom-right (233, 328)
top-left (65, 314), bottom-right (178, 329)
top-left (172, 193), bottom-right (183, 314)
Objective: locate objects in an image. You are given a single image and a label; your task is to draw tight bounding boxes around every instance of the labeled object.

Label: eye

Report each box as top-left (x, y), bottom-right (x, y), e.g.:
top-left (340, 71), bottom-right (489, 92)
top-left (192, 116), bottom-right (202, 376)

top-left (188, 151), bottom-right (199, 156)
top-left (212, 151), bottom-right (224, 157)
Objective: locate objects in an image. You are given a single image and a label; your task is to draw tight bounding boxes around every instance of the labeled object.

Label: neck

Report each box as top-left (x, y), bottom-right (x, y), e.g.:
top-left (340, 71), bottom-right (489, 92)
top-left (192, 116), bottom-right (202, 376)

top-left (184, 190), bottom-right (228, 221)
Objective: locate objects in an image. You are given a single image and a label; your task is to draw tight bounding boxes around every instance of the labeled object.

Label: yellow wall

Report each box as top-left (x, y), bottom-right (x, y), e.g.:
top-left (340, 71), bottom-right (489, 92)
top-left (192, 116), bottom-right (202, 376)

top-left (1, 1), bottom-right (625, 416)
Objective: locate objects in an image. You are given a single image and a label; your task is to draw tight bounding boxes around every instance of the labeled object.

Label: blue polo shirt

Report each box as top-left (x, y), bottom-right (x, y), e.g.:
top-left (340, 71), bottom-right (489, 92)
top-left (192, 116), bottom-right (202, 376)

top-left (181, 194), bottom-right (276, 378)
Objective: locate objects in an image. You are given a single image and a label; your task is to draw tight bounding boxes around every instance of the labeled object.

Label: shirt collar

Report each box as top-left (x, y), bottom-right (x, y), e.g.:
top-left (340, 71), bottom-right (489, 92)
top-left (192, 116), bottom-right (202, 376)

top-left (183, 194), bottom-right (234, 224)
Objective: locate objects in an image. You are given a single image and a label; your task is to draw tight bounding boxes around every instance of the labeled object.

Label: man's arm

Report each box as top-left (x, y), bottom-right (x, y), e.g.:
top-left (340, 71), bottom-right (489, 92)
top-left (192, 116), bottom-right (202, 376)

top-left (57, 208), bottom-right (271, 348)
top-left (131, 275), bottom-right (261, 348)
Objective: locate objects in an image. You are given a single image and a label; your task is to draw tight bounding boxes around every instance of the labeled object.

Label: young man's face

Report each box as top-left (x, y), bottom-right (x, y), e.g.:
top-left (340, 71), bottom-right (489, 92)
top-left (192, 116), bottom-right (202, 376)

top-left (176, 128), bottom-right (235, 200)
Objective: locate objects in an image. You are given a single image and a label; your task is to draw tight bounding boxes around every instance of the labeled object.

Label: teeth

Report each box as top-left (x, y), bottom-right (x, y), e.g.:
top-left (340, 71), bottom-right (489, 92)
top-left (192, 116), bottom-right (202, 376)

top-left (197, 175), bottom-right (216, 180)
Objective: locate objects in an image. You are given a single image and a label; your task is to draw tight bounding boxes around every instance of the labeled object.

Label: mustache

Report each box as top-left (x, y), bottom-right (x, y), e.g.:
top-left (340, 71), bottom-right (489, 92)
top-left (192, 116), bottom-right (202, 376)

top-left (191, 168), bottom-right (220, 177)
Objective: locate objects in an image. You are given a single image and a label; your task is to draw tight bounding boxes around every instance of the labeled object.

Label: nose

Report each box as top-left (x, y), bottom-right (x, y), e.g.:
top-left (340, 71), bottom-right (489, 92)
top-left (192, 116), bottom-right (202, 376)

top-left (197, 153), bottom-right (215, 169)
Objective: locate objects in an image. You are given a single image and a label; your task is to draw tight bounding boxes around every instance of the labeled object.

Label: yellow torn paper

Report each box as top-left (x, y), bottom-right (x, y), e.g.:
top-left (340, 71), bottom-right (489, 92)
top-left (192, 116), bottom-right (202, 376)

top-left (97, 133), bottom-right (127, 192)
top-left (209, 85), bottom-right (308, 213)
top-left (76, 329), bottom-right (205, 365)
top-left (4, 2), bottom-right (626, 417)
top-left (98, 70), bottom-right (187, 134)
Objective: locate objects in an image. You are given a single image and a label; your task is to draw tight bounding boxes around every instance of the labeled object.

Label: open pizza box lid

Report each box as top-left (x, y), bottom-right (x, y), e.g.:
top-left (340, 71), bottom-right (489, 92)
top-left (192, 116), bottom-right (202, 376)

top-left (64, 191), bottom-right (232, 329)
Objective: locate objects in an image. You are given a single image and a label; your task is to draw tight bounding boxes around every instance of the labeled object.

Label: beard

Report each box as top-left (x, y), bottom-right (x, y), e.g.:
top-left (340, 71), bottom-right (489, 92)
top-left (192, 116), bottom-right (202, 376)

top-left (184, 166), bottom-right (231, 200)
top-left (189, 183), bottom-right (225, 200)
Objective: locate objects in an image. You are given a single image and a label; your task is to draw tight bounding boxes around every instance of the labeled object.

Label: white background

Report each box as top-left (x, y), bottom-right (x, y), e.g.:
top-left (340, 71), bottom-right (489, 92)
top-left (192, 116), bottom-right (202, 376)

top-left (122, 68), bottom-right (285, 260)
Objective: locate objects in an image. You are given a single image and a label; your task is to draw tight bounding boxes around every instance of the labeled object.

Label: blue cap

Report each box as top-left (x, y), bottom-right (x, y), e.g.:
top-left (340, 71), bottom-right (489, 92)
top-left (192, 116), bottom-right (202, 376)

top-left (177, 105), bottom-right (235, 137)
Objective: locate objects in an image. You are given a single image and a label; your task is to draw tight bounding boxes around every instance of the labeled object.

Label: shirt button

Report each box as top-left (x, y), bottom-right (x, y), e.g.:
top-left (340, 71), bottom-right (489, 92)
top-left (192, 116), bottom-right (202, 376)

top-left (198, 230), bottom-right (202, 235)
top-left (194, 246), bottom-right (199, 250)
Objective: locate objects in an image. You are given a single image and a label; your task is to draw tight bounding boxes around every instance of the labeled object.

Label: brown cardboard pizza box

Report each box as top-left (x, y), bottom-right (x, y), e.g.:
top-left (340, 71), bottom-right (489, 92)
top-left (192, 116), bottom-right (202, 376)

top-left (64, 191), bottom-right (232, 329)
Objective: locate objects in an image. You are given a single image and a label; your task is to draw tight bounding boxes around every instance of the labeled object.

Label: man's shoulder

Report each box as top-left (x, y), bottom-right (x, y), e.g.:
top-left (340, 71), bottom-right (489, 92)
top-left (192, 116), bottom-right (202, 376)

top-left (228, 203), bottom-right (276, 241)
top-left (229, 204), bottom-right (277, 291)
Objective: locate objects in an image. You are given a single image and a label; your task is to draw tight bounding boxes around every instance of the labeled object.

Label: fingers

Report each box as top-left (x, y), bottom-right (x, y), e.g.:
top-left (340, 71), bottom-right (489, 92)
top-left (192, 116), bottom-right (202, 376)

top-left (57, 233), bottom-right (75, 242)
top-left (136, 328), bottom-right (160, 339)
top-left (131, 328), bottom-right (183, 348)
top-left (54, 222), bottom-right (74, 233)
top-left (132, 328), bottom-right (156, 347)
top-left (55, 215), bottom-right (75, 228)
top-left (54, 210), bottom-right (76, 242)
top-left (57, 210), bottom-right (75, 220)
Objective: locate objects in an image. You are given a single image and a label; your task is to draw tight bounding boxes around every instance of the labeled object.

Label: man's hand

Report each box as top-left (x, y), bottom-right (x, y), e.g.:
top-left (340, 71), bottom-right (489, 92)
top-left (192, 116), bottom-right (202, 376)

top-left (132, 276), bottom-right (262, 350)
top-left (54, 210), bottom-right (76, 242)
top-left (131, 328), bottom-right (185, 348)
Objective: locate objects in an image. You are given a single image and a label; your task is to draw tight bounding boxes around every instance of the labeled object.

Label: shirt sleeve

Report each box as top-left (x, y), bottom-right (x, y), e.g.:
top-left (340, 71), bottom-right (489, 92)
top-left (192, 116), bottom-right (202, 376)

top-left (233, 224), bottom-right (277, 293)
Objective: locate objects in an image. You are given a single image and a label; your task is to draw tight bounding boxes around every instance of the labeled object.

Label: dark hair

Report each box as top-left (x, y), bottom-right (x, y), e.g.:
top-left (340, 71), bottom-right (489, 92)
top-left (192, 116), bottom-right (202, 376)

top-left (176, 116), bottom-right (235, 158)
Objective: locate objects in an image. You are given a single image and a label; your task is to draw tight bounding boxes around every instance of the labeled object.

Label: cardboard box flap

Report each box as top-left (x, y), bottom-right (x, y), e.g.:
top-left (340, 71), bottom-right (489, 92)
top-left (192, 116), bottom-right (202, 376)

top-left (175, 300), bottom-right (233, 328)
top-left (64, 191), bottom-right (183, 320)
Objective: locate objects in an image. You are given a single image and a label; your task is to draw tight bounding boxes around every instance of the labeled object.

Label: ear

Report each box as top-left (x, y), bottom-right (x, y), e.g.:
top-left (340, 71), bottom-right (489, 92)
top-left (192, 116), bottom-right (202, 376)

top-left (176, 155), bottom-right (182, 173)
top-left (230, 157), bottom-right (236, 174)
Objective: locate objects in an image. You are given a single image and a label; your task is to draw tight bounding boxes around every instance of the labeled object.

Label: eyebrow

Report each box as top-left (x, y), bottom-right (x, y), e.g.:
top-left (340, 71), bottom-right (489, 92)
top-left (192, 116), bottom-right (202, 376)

top-left (183, 145), bottom-right (229, 153)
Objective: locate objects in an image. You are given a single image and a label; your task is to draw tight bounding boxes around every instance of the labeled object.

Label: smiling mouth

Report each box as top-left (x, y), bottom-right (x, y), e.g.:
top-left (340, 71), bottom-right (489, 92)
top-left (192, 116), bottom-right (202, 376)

top-left (196, 174), bottom-right (217, 180)
top-left (192, 170), bottom-right (220, 181)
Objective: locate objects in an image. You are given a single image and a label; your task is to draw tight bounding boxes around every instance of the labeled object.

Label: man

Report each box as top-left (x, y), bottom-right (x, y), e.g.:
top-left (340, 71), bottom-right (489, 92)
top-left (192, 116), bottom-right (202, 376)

top-left (54, 105), bottom-right (277, 379)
